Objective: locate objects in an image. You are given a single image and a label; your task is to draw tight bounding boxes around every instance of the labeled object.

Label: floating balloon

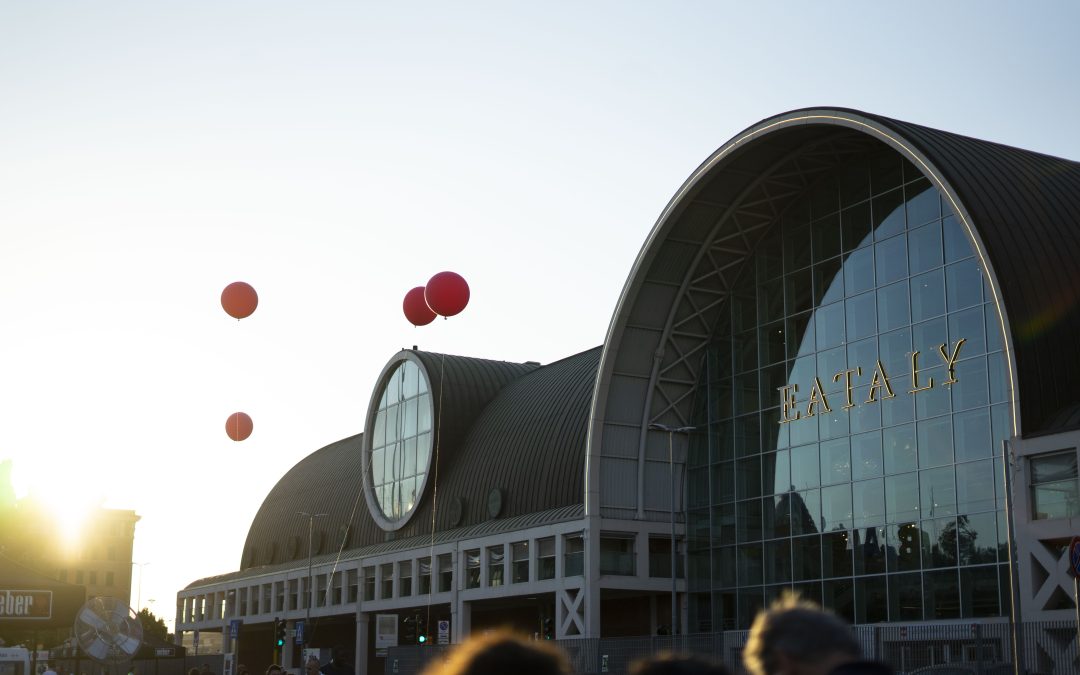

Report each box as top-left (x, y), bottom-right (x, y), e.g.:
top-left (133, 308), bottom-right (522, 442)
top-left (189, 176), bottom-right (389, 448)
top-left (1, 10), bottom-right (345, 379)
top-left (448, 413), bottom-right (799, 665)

top-left (221, 281), bottom-right (258, 319)
top-left (424, 271), bottom-right (470, 317)
top-left (226, 412), bottom-right (253, 441)
top-left (403, 286), bottom-right (437, 326)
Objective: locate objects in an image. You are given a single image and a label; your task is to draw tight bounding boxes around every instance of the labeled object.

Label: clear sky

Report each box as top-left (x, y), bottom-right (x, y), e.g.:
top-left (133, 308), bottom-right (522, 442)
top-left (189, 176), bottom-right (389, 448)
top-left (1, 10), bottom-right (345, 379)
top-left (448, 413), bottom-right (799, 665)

top-left (2, 1), bottom-right (1078, 633)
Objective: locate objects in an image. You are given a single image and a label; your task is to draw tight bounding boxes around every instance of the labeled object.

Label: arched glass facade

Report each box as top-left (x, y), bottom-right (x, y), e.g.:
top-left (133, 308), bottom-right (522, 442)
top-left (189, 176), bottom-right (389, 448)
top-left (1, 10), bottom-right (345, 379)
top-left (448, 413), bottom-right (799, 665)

top-left (370, 360), bottom-right (434, 525)
top-left (686, 150), bottom-right (1013, 630)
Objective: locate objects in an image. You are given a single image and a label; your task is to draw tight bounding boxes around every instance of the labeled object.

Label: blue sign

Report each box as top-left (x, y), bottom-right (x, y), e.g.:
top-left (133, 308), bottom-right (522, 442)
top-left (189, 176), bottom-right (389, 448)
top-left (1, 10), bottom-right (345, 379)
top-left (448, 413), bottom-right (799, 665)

top-left (295, 620), bottom-right (305, 644)
top-left (230, 620), bottom-right (241, 639)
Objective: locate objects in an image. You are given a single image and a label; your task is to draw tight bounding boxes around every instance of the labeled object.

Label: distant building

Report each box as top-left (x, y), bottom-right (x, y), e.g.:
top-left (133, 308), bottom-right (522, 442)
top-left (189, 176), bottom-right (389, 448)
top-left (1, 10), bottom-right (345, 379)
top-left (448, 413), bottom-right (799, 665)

top-left (176, 108), bottom-right (1080, 674)
top-left (0, 488), bottom-right (139, 606)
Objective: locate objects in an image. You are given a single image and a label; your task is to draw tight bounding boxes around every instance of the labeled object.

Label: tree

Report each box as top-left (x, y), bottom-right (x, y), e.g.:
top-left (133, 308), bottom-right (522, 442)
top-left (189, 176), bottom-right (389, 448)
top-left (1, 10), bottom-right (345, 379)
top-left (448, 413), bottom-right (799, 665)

top-left (137, 608), bottom-right (171, 643)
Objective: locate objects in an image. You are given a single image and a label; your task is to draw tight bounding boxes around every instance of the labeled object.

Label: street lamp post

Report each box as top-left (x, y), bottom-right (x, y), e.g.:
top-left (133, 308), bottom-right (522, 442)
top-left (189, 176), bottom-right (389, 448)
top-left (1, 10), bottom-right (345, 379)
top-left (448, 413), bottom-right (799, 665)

top-left (648, 423), bottom-right (695, 639)
top-left (297, 512), bottom-right (328, 645)
top-left (131, 562), bottom-right (151, 613)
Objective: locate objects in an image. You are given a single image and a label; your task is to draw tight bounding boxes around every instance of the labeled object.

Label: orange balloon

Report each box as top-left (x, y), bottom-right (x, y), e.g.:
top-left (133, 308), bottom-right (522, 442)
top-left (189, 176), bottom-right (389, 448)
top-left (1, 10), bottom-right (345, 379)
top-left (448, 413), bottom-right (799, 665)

top-left (221, 281), bottom-right (258, 319)
top-left (226, 412), bottom-right (253, 441)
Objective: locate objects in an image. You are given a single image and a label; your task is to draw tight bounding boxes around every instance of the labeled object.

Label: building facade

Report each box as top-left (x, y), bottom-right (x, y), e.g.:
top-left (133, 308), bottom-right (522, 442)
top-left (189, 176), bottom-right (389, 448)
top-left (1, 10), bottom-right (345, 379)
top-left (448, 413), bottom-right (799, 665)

top-left (175, 108), bottom-right (1080, 673)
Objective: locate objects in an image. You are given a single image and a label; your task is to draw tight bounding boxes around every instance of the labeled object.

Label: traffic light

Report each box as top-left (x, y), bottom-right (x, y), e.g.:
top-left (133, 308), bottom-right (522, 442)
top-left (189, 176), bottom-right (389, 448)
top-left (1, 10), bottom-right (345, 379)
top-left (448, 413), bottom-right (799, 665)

top-left (416, 615), bottom-right (427, 644)
top-left (274, 618), bottom-right (286, 647)
top-left (402, 614), bottom-right (417, 644)
top-left (542, 617), bottom-right (553, 640)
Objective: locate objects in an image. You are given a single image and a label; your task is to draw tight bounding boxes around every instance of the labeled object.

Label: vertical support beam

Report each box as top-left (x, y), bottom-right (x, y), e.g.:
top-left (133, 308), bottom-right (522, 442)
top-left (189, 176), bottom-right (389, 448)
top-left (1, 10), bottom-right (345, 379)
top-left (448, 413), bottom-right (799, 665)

top-left (355, 611), bottom-right (369, 675)
top-left (584, 523), bottom-right (601, 638)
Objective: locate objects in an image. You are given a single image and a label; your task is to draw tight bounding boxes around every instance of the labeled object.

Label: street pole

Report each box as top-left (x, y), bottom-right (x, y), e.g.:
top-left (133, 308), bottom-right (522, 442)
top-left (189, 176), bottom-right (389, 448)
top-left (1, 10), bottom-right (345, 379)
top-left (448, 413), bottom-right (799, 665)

top-left (648, 423), bottom-right (695, 639)
top-left (298, 511), bottom-right (327, 650)
top-left (132, 562), bottom-right (151, 612)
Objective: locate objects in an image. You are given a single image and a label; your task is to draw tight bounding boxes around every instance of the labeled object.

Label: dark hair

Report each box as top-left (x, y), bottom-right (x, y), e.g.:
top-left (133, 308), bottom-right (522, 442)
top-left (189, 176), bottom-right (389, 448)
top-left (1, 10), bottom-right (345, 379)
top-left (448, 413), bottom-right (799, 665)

top-left (743, 592), bottom-right (861, 675)
top-left (630, 652), bottom-right (730, 673)
top-left (630, 653), bottom-right (730, 675)
top-left (421, 630), bottom-right (571, 675)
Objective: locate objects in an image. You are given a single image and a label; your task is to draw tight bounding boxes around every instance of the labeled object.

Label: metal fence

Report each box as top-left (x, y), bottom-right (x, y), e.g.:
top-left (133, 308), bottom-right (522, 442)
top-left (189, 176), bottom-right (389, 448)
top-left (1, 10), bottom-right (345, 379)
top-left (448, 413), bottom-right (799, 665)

top-left (385, 621), bottom-right (1080, 675)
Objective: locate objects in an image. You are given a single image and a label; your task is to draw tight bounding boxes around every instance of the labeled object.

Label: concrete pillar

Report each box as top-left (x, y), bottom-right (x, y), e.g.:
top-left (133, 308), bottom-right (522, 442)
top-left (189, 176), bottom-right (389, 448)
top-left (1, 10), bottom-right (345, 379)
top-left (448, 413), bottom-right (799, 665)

top-left (355, 611), bottom-right (369, 675)
top-left (451, 598), bottom-right (471, 643)
top-left (583, 520), bottom-right (602, 638)
top-left (283, 619), bottom-right (295, 668)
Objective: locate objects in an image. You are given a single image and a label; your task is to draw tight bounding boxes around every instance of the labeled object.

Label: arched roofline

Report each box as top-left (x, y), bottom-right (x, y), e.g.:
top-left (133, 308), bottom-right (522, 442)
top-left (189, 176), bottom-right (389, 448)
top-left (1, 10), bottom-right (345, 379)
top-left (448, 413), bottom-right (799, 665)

top-left (585, 108), bottom-right (1020, 518)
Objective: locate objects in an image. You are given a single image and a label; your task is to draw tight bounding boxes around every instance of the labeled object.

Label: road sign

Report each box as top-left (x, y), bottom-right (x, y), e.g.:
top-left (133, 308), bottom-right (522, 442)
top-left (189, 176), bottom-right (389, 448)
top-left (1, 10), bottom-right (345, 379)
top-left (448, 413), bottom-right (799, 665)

top-left (437, 620), bottom-right (450, 645)
top-left (1068, 536), bottom-right (1080, 577)
top-left (230, 620), bottom-right (241, 639)
top-left (295, 620), bottom-right (305, 644)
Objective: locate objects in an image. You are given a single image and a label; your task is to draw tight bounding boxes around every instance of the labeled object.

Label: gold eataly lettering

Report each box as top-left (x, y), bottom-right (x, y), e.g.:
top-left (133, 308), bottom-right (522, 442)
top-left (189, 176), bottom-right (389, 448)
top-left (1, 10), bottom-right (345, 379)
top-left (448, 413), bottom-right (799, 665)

top-left (779, 384), bottom-right (800, 424)
top-left (865, 359), bottom-right (895, 403)
top-left (805, 377), bottom-right (832, 417)
top-left (832, 367), bottom-right (862, 409)
top-left (909, 350), bottom-right (934, 393)
top-left (937, 338), bottom-right (966, 384)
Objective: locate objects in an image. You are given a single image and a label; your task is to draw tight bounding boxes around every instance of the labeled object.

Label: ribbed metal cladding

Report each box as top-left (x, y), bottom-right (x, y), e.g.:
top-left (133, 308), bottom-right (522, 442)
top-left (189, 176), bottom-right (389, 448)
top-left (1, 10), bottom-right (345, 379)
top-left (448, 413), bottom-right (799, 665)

top-left (240, 433), bottom-right (364, 570)
top-left (445, 347), bottom-right (600, 525)
top-left (851, 110), bottom-right (1080, 434)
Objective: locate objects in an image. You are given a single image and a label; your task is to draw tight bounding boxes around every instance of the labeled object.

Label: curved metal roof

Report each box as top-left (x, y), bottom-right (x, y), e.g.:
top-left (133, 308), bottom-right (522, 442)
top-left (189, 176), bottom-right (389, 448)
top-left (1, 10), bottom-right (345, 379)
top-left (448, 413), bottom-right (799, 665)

top-left (239, 349), bottom-right (597, 570)
top-left (588, 107), bottom-right (1080, 517)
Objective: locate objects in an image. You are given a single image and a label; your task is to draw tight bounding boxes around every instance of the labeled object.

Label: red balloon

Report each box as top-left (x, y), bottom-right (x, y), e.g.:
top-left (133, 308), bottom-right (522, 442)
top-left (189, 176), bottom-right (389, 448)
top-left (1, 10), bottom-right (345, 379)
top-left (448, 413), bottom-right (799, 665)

top-left (403, 286), bottom-right (437, 326)
top-left (221, 281), bottom-right (258, 319)
top-left (424, 271), bottom-right (470, 317)
top-left (226, 412), bottom-right (253, 441)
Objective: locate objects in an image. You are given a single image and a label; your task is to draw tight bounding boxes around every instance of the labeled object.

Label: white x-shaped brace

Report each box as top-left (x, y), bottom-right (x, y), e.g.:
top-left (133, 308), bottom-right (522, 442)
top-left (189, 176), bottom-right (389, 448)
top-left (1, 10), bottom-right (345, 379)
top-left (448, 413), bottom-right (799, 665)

top-left (557, 587), bottom-right (585, 636)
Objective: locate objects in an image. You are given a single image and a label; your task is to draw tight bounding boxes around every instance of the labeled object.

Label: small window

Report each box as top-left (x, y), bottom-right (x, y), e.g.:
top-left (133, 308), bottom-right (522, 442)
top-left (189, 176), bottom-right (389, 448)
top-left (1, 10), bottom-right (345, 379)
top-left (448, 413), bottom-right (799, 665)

top-left (399, 561), bottom-right (412, 597)
top-left (538, 537), bottom-right (556, 580)
top-left (348, 569), bottom-right (359, 603)
top-left (511, 541), bottom-right (529, 583)
top-left (487, 546), bottom-right (504, 587)
top-left (362, 567), bottom-right (375, 601)
top-left (600, 535), bottom-right (636, 575)
top-left (564, 534), bottom-right (584, 577)
top-left (465, 549), bottom-right (481, 589)
top-left (419, 557), bottom-right (432, 595)
top-left (1031, 451), bottom-right (1079, 520)
top-left (438, 553), bottom-right (453, 592)
top-left (381, 563), bottom-right (394, 599)
top-left (649, 537), bottom-right (674, 578)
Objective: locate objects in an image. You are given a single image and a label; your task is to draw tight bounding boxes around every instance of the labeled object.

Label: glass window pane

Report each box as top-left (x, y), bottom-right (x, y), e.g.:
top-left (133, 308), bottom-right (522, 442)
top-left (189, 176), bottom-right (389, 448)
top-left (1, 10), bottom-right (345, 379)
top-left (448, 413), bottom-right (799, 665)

top-left (888, 523), bottom-right (922, 572)
top-left (905, 179), bottom-right (940, 228)
top-left (961, 566), bottom-right (1001, 618)
top-left (854, 527), bottom-right (886, 576)
top-left (872, 188), bottom-right (905, 240)
top-left (924, 569), bottom-right (960, 619)
top-left (952, 357), bottom-right (989, 410)
top-left (948, 305), bottom-right (986, 357)
top-left (812, 213), bottom-right (842, 262)
top-left (815, 301), bottom-right (846, 350)
top-left (888, 572), bottom-right (923, 621)
top-left (790, 444), bottom-right (820, 490)
top-left (852, 479), bottom-right (885, 530)
top-left (908, 220), bottom-right (944, 275)
top-left (875, 235), bottom-right (907, 285)
top-left (883, 424), bottom-right (916, 474)
top-left (877, 281), bottom-right (910, 333)
top-left (815, 258), bottom-right (844, 305)
top-left (920, 466), bottom-right (956, 518)
top-left (886, 472), bottom-right (920, 523)
top-left (946, 259), bottom-right (984, 311)
top-left (958, 512), bottom-right (998, 565)
top-left (942, 216), bottom-right (972, 263)
top-left (821, 484), bottom-right (852, 532)
top-left (791, 489), bottom-right (819, 536)
top-left (820, 438), bottom-right (851, 485)
top-left (842, 202), bottom-right (872, 251)
top-left (855, 576), bottom-right (888, 624)
top-left (852, 432), bottom-right (883, 480)
top-left (844, 247), bottom-right (875, 296)
top-left (764, 539), bottom-right (791, 584)
top-left (846, 292), bottom-right (877, 341)
top-left (917, 415), bottom-right (954, 468)
top-left (792, 535), bottom-right (821, 581)
top-left (954, 408), bottom-right (992, 462)
top-left (911, 269), bottom-right (946, 322)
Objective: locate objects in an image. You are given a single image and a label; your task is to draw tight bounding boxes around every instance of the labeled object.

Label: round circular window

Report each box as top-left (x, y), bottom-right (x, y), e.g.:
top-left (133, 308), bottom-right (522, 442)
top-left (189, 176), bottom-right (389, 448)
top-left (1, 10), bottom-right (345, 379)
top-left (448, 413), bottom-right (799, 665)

top-left (364, 357), bottom-right (434, 530)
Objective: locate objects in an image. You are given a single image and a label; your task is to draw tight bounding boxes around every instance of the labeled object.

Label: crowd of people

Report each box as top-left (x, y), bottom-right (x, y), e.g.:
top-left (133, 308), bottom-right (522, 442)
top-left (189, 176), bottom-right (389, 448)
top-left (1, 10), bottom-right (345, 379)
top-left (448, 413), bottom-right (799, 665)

top-left (412, 592), bottom-right (893, 675)
top-left (246, 593), bottom-right (892, 675)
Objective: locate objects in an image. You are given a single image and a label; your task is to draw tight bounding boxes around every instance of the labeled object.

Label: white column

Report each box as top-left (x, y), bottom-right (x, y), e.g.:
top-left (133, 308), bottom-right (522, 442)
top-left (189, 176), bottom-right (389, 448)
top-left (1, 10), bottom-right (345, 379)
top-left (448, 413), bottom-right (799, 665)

top-left (355, 611), bottom-right (369, 675)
